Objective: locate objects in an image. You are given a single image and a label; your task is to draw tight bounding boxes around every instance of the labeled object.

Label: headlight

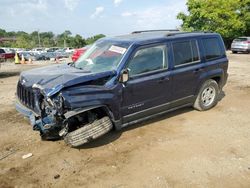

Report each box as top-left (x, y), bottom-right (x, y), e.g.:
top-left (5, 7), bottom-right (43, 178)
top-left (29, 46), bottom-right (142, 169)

top-left (46, 98), bottom-right (54, 107)
top-left (51, 94), bottom-right (64, 115)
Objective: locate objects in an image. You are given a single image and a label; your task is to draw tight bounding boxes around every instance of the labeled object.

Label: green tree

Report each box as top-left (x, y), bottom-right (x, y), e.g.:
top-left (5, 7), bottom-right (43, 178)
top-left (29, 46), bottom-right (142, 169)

top-left (14, 36), bottom-right (31, 48)
top-left (72, 34), bottom-right (86, 48)
top-left (0, 28), bottom-right (105, 48)
top-left (86, 34), bottom-right (106, 44)
top-left (0, 29), bottom-right (6, 37)
top-left (177, 0), bottom-right (250, 47)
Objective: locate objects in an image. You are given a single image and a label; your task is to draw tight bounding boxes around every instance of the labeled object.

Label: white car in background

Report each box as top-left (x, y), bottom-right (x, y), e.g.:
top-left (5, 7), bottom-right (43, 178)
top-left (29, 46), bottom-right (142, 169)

top-left (31, 48), bottom-right (46, 55)
top-left (63, 47), bottom-right (75, 53)
top-left (231, 37), bottom-right (250, 54)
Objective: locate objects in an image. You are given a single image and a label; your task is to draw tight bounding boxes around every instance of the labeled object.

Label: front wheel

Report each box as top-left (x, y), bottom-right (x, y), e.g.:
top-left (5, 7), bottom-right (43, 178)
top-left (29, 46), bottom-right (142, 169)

top-left (64, 116), bottom-right (113, 147)
top-left (193, 79), bottom-right (219, 111)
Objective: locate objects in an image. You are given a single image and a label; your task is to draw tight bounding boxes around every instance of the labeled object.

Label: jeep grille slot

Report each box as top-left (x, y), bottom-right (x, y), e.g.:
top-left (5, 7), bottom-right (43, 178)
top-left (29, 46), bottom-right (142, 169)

top-left (17, 81), bottom-right (35, 109)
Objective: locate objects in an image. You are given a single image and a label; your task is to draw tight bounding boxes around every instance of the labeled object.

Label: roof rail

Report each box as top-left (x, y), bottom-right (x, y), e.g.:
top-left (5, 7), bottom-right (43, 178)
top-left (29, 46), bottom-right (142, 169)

top-left (131, 29), bottom-right (180, 34)
top-left (166, 32), bottom-right (188, 36)
top-left (165, 31), bottom-right (214, 37)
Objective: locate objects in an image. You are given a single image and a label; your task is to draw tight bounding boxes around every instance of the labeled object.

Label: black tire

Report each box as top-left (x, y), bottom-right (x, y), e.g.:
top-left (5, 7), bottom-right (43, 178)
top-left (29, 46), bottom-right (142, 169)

top-left (193, 79), bottom-right (219, 111)
top-left (64, 116), bottom-right (113, 147)
top-left (232, 51), bottom-right (237, 54)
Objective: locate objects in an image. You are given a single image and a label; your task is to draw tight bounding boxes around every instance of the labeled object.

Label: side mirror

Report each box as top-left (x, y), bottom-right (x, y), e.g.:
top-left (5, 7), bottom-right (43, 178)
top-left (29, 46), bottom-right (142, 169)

top-left (119, 69), bottom-right (129, 83)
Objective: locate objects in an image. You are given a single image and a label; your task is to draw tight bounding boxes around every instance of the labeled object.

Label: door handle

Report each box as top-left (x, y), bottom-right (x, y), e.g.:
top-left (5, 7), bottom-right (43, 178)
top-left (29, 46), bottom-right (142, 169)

top-left (193, 68), bottom-right (204, 73)
top-left (158, 77), bottom-right (170, 83)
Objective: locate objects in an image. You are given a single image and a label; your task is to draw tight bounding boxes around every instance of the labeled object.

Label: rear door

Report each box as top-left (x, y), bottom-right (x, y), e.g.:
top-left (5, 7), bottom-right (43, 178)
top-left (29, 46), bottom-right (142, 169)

top-left (121, 44), bottom-right (172, 123)
top-left (170, 39), bottom-right (204, 106)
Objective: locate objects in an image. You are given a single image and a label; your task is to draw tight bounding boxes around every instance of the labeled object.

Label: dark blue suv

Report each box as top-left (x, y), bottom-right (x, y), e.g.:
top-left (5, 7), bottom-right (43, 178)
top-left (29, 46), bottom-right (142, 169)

top-left (16, 31), bottom-right (228, 147)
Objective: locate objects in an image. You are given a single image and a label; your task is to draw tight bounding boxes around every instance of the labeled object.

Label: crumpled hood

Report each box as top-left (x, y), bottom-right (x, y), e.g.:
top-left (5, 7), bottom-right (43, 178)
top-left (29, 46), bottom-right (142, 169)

top-left (20, 63), bottom-right (116, 97)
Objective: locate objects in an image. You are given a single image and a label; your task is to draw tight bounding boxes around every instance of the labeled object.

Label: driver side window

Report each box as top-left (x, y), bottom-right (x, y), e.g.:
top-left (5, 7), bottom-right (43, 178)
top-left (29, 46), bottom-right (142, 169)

top-left (127, 45), bottom-right (167, 76)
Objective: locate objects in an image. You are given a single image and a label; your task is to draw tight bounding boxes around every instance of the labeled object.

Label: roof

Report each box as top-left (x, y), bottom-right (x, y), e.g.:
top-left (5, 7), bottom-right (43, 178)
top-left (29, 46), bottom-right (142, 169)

top-left (106, 30), bottom-right (218, 45)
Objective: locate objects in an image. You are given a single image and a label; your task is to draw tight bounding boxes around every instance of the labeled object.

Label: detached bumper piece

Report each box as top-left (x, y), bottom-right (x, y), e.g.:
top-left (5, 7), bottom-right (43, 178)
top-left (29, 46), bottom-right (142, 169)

top-left (64, 116), bottom-right (112, 147)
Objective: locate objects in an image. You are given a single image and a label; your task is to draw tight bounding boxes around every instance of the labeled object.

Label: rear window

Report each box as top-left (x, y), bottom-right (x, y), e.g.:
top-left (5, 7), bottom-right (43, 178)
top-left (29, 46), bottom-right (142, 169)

top-left (202, 38), bottom-right (223, 60)
top-left (234, 38), bottom-right (248, 42)
top-left (172, 40), bottom-right (200, 66)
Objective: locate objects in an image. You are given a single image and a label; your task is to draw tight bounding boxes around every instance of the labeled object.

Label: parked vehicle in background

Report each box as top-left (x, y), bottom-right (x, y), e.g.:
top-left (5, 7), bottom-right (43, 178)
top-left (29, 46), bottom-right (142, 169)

top-left (231, 37), bottom-right (250, 53)
top-left (31, 48), bottom-right (45, 55)
top-left (0, 48), bottom-right (15, 61)
top-left (31, 51), bottom-right (70, 61)
top-left (15, 31), bottom-right (228, 147)
top-left (72, 45), bottom-right (89, 62)
top-left (64, 47), bottom-right (75, 53)
top-left (18, 51), bottom-right (36, 61)
top-left (34, 53), bottom-right (51, 61)
top-left (47, 47), bottom-right (60, 52)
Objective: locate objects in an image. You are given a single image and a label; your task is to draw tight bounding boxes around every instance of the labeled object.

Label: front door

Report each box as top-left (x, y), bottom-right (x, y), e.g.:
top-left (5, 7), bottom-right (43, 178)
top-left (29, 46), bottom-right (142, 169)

top-left (121, 44), bottom-right (171, 123)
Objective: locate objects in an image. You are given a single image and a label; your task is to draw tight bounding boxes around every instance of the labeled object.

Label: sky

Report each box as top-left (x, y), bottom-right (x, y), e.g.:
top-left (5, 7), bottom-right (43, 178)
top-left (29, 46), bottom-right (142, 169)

top-left (0, 0), bottom-right (187, 37)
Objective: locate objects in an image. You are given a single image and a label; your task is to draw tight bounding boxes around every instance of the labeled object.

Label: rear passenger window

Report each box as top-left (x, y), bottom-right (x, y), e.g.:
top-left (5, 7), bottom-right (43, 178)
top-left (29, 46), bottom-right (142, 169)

top-left (128, 45), bottom-right (167, 76)
top-left (202, 38), bottom-right (223, 60)
top-left (172, 40), bottom-right (200, 66)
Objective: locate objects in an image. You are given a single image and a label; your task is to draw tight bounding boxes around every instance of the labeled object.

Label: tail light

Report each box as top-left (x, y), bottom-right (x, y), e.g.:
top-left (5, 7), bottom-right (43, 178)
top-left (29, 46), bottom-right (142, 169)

top-left (243, 41), bottom-right (250, 44)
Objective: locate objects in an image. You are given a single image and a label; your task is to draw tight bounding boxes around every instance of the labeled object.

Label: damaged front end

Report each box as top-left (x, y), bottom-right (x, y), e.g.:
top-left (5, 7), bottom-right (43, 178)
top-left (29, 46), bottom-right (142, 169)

top-left (16, 80), bottom-right (114, 143)
top-left (16, 82), bottom-right (66, 140)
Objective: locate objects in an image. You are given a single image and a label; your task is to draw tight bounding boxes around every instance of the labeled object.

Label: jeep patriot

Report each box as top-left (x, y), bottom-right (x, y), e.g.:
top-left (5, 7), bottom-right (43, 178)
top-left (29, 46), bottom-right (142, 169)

top-left (16, 30), bottom-right (228, 147)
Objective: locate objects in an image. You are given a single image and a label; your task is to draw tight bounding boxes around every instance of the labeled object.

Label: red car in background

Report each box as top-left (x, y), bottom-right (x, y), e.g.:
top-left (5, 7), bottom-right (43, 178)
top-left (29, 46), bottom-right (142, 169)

top-left (71, 45), bottom-right (90, 62)
top-left (0, 48), bottom-right (15, 61)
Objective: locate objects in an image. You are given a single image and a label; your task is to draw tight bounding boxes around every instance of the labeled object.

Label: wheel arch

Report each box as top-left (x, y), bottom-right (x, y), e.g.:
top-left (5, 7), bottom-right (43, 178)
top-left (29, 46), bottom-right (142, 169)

top-left (195, 70), bottom-right (224, 96)
top-left (64, 105), bottom-right (115, 122)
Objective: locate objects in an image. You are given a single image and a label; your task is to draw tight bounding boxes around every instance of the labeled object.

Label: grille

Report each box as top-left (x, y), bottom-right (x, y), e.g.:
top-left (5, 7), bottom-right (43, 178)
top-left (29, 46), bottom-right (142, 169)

top-left (17, 82), bottom-right (35, 109)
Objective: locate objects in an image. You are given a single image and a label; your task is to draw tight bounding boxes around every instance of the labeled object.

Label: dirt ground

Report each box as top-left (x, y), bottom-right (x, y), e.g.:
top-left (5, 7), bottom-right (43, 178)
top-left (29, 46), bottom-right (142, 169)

top-left (0, 53), bottom-right (250, 188)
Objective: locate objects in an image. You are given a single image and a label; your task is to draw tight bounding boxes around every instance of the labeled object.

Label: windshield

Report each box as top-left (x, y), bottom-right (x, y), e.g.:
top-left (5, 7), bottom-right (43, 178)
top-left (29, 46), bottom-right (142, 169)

top-left (74, 40), bottom-right (129, 73)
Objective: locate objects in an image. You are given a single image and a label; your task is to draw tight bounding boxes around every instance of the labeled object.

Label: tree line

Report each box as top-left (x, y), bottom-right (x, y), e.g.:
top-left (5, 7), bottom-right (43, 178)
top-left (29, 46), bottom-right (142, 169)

top-left (177, 0), bottom-right (250, 48)
top-left (0, 29), bottom-right (105, 49)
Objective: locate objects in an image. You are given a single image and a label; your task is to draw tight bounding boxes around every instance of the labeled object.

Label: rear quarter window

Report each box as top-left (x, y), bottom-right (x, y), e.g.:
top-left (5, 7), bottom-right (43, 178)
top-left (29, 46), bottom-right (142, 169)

top-left (202, 37), bottom-right (224, 60)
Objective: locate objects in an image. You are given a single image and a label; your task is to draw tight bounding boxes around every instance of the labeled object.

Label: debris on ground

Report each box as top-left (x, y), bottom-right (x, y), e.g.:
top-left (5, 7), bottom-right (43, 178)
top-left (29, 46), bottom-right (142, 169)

top-left (22, 153), bottom-right (33, 159)
top-left (54, 174), bottom-right (60, 179)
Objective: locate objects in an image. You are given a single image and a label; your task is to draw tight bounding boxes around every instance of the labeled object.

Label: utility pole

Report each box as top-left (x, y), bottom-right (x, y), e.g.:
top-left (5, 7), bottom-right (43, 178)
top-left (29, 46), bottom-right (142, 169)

top-left (64, 39), bottom-right (66, 48)
top-left (37, 30), bottom-right (41, 47)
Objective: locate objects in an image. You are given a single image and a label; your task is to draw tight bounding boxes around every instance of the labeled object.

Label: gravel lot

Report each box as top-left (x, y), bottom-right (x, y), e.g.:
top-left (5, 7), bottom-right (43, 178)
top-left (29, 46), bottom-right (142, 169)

top-left (0, 53), bottom-right (250, 188)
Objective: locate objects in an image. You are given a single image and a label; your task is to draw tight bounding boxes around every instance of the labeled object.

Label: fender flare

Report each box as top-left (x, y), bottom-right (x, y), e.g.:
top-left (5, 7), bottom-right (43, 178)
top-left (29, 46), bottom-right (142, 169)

top-left (64, 105), bottom-right (115, 121)
top-left (195, 70), bottom-right (224, 96)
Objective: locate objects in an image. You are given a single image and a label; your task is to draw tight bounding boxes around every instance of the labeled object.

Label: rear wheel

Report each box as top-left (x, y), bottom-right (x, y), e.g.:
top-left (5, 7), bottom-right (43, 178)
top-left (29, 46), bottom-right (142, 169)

top-left (232, 51), bottom-right (237, 54)
top-left (193, 79), bottom-right (219, 111)
top-left (64, 116), bottom-right (113, 147)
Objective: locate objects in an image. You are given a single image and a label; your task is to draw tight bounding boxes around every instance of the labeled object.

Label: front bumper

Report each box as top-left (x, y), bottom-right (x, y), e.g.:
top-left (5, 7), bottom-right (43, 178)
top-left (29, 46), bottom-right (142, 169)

top-left (15, 99), bottom-right (62, 140)
top-left (15, 99), bottom-right (37, 126)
